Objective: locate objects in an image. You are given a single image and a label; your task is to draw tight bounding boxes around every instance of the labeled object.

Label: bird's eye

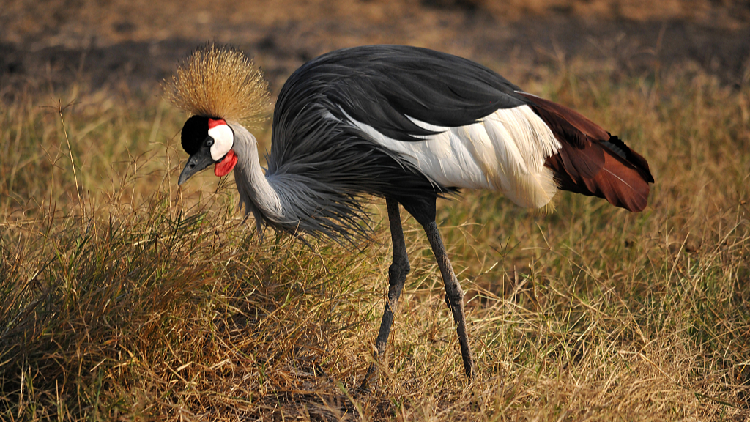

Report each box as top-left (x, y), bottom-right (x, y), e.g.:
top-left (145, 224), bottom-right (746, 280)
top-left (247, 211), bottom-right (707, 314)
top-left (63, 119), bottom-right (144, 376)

top-left (206, 138), bottom-right (214, 147)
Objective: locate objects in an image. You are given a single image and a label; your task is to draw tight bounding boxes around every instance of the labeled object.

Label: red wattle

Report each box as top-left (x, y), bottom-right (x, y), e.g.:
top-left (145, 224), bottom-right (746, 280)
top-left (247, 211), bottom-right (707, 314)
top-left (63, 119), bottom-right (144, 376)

top-left (208, 118), bottom-right (227, 129)
top-left (215, 149), bottom-right (238, 177)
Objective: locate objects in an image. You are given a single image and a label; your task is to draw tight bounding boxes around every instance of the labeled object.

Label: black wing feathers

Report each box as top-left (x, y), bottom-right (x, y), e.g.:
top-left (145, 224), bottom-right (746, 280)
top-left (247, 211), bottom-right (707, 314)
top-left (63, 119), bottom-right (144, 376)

top-left (274, 45), bottom-right (525, 144)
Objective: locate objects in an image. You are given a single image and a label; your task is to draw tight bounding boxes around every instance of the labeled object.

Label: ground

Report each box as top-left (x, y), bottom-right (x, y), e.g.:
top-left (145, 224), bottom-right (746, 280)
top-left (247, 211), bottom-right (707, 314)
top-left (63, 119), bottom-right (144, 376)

top-left (2, 0), bottom-right (749, 97)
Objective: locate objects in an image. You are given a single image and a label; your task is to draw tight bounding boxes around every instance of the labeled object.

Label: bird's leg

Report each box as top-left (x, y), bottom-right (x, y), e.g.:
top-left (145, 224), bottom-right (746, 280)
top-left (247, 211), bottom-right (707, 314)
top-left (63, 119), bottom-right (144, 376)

top-left (359, 198), bottom-right (410, 391)
top-left (374, 200), bottom-right (410, 357)
top-left (422, 220), bottom-right (475, 379)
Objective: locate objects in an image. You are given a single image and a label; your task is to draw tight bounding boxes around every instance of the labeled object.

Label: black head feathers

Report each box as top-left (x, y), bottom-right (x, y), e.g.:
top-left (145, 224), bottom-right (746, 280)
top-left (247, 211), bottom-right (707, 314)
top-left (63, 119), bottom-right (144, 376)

top-left (181, 115), bottom-right (210, 155)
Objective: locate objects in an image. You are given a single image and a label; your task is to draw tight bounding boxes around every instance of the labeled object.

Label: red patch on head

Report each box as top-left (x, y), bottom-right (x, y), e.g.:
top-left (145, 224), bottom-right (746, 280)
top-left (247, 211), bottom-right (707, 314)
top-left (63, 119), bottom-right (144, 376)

top-left (215, 149), bottom-right (238, 177)
top-left (208, 118), bottom-right (227, 129)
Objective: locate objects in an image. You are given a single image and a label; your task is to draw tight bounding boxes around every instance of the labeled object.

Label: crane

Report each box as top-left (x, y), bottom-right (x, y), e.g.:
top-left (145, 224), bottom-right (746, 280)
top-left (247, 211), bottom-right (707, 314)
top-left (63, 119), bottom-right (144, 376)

top-left (167, 44), bottom-right (653, 386)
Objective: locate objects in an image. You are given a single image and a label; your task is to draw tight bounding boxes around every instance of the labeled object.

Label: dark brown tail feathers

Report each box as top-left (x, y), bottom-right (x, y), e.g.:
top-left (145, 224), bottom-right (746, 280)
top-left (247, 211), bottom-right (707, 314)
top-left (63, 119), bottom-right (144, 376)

top-left (517, 92), bottom-right (654, 212)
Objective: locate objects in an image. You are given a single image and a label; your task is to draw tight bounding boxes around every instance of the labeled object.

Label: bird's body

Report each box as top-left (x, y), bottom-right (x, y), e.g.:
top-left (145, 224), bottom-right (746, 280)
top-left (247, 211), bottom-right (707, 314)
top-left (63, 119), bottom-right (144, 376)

top-left (168, 44), bottom-right (653, 383)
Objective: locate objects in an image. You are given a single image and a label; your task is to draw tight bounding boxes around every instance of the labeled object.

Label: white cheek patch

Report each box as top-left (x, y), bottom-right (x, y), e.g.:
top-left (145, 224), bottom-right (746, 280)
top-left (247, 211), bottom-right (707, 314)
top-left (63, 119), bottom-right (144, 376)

top-left (208, 124), bottom-right (234, 161)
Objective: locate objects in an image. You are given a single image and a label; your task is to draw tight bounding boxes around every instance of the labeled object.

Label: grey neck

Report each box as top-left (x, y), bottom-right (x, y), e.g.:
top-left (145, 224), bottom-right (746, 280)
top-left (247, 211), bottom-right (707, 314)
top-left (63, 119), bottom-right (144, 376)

top-left (229, 123), bottom-right (286, 226)
top-left (227, 121), bottom-right (373, 242)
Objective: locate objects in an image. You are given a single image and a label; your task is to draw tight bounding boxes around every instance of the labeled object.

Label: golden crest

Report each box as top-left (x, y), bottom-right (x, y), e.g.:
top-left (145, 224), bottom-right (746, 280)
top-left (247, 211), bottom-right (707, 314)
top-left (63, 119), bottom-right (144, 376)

top-left (165, 43), bottom-right (270, 127)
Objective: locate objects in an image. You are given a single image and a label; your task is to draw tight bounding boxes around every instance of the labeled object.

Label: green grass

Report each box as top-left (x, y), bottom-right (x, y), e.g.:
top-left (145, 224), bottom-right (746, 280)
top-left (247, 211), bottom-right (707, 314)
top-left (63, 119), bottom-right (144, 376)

top-left (1, 63), bottom-right (749, 421)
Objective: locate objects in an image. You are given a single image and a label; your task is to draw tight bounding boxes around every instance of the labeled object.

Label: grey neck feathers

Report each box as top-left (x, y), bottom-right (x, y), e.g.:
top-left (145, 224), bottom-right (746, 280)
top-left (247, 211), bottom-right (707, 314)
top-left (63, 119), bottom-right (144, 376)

top-left (230, 123), bottom-right (287, 232)
top-left (229, 122), bottom-right (371, 242)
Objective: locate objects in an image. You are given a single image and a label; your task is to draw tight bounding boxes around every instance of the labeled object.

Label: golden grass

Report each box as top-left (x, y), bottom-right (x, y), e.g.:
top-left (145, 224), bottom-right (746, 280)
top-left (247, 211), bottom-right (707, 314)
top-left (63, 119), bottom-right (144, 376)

top-left (0, 60), bottom-right (749, 421)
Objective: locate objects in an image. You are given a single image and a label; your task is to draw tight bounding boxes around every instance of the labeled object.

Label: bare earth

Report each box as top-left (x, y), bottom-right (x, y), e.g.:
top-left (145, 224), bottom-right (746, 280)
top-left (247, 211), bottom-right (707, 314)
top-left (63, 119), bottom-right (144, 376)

top-left (1, 0), bottom-right (749, 99)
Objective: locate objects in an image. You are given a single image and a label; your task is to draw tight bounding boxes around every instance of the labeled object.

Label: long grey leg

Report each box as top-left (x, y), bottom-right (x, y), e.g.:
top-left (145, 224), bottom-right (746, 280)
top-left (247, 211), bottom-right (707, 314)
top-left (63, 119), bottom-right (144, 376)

top-left (359, 198), bottom-right (410, 391)
top-left (422, 220), bottom-right (475, 379)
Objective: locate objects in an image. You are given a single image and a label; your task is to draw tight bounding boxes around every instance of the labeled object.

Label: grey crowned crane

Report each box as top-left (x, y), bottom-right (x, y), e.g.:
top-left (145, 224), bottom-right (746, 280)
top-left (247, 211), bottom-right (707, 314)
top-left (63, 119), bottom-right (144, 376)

top-left (167, 44), bottom-right (653, 385)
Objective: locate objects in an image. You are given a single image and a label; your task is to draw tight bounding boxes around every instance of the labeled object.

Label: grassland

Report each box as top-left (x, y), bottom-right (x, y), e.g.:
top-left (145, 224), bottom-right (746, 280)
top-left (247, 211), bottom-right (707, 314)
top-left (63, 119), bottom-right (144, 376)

top-left (1, 44), bottom-right (750, 421)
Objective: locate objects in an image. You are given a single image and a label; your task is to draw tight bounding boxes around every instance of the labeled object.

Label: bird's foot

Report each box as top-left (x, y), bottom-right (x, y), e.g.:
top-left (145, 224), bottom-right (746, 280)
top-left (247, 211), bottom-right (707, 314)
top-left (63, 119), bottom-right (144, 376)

top-left (357, 363), bottom-right (379, 394)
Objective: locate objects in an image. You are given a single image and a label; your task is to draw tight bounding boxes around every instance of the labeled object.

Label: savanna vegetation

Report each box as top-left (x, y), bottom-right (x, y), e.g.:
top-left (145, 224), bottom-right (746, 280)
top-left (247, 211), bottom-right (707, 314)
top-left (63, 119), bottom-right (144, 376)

top-left (1, 1), bottom-right (749, 420)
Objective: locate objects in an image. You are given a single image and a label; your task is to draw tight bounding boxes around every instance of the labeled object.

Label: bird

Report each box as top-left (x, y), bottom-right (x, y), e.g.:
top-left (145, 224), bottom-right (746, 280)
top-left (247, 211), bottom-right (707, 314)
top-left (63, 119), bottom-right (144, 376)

top-left (166, 43), bottom-right (653, 386)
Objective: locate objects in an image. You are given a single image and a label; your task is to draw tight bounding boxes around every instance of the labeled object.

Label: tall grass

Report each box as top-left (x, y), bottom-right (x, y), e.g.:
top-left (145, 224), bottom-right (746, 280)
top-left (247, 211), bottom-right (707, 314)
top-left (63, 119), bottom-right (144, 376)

top-left (0, 62), bottom-right (748, 420)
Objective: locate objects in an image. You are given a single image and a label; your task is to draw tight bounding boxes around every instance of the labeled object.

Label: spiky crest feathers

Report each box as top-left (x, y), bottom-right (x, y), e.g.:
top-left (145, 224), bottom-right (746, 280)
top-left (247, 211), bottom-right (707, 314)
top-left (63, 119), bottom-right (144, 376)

top-left (164, 43), bottom-right (271, 128)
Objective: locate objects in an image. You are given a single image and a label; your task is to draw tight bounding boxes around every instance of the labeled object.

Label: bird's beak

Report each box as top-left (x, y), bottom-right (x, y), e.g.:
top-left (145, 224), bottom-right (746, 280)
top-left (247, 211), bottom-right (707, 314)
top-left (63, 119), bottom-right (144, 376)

top-left (178, 144), bottom-right (214, 185)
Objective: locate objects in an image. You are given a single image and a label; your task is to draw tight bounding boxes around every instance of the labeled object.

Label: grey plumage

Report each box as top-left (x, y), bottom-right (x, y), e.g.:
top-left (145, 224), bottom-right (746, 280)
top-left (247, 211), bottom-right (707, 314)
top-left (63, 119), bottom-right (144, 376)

top-left (260, 45), bottom-right (534, 240)
top-left (272, 45), bottom-right (525, 143)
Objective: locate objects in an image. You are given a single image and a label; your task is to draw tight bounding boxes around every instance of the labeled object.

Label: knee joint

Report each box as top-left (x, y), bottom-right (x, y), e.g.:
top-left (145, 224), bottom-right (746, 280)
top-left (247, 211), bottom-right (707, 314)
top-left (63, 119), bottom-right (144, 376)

top-left (388, 262), bottom-right (410, 281)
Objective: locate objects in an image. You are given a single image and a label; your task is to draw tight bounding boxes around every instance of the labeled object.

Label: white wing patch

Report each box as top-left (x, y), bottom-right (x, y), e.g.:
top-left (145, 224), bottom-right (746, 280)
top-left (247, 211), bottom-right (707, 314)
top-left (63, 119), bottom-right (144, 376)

top-left (348, 105), bottom-right (562, 208)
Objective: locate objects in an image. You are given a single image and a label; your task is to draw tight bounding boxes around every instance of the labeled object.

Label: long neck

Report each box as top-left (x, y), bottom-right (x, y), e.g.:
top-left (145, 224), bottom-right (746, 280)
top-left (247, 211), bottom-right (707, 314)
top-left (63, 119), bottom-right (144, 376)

top-left (227, 122), bottom-right (372, 241)
top-left (229, 123), bottom-right (286, 225)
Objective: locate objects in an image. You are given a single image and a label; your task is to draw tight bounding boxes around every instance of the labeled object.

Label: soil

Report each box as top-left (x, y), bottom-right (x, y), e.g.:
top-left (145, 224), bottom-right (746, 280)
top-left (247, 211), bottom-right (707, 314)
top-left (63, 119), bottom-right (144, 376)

top-left (1, 0), bottom-right (749, 100)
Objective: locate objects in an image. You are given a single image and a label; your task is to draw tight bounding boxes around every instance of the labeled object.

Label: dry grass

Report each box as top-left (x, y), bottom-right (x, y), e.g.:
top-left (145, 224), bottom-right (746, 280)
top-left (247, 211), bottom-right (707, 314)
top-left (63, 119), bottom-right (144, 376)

top-left (1, 56), bottom-right (749, 421)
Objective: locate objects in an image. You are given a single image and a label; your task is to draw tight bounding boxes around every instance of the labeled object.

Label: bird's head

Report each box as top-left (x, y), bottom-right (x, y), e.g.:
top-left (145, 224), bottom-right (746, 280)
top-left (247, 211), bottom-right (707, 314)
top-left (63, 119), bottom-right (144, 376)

top-left (165, 43), bottom-right (270, 186)
top-left (178, 116), bottom-right (237, 185)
